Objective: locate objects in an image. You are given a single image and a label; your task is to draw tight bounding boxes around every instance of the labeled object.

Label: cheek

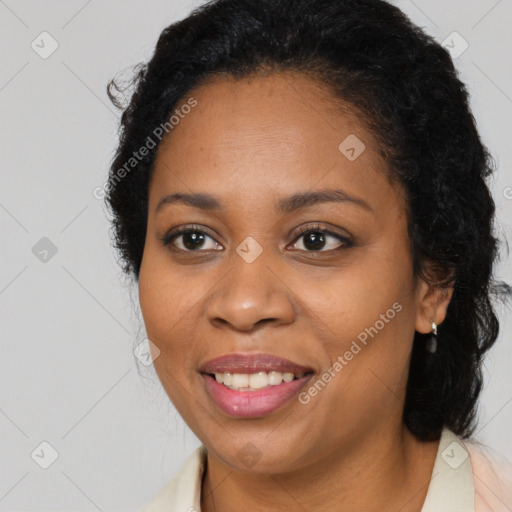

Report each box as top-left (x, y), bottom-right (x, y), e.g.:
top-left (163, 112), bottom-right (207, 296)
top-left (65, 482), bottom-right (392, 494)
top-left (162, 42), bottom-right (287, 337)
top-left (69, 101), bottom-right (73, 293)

top-left (305, 249), bottom-right (413, 342)
top-left (138, 249), bottom-right (194, 374)
top-left (137, 244), bottom-right (225, 390)
top-left (138, 255), bottom-right (202, 413)
top-left (138, 243), bottom-right (202, 339)
top-left (299, 243), bottom-right (417, 405)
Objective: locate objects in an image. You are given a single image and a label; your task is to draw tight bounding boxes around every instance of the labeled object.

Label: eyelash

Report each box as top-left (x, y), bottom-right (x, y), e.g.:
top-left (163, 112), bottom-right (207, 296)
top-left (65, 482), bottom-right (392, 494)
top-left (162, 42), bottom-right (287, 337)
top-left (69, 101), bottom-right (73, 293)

top-left (159, 223), bottom-right (353, 253)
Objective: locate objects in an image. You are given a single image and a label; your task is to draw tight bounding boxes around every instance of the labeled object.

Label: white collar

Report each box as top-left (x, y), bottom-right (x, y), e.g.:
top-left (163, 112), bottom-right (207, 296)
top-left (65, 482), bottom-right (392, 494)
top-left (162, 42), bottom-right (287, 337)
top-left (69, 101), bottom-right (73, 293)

top-left (140, 427), bottom-right (475, 511)
top-left (421, 427), bottom-right (475, 511)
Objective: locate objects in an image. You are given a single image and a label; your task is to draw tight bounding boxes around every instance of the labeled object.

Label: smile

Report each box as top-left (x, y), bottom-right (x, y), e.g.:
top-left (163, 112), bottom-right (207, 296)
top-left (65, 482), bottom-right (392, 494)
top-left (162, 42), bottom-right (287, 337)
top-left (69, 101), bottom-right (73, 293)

top-left (200, 353), bottom-right (314, 418)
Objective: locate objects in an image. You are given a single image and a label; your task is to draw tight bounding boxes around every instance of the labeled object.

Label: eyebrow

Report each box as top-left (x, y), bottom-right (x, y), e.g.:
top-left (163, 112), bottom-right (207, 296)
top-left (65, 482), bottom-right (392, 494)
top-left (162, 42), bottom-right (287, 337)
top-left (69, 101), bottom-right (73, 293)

top-left (155, 189), bottom-right (373, 214)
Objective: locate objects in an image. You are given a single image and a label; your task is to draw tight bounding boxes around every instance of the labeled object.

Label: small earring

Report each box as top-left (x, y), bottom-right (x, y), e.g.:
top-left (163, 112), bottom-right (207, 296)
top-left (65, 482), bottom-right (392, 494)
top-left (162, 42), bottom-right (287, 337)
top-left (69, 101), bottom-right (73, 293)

top-left (426, 320), bottom-right (438, 354)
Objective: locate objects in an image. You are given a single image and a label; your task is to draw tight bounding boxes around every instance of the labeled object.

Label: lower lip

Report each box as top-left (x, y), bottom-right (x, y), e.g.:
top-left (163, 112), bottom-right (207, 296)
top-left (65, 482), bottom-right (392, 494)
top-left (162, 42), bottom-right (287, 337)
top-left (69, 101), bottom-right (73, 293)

top-left (202, 373), bottom-right (313, 418)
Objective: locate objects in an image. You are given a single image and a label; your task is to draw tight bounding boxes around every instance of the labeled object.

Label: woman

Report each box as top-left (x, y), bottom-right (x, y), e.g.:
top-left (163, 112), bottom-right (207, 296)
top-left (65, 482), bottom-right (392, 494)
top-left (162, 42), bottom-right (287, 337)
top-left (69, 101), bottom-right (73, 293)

top-left (105, 0), bottom-right (512, 509)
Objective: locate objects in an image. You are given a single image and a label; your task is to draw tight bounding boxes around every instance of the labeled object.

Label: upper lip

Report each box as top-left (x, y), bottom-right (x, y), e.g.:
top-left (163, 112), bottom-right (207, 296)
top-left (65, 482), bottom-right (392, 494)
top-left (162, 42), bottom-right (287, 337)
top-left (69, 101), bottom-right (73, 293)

top-left (200, 353), bottom-right (314, 375)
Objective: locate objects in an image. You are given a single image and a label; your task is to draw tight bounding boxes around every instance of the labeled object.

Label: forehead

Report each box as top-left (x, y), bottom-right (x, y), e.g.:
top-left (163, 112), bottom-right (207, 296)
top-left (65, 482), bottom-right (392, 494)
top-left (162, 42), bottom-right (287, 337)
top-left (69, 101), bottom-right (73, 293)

top-left (149, 71), bottom-right (397, 212)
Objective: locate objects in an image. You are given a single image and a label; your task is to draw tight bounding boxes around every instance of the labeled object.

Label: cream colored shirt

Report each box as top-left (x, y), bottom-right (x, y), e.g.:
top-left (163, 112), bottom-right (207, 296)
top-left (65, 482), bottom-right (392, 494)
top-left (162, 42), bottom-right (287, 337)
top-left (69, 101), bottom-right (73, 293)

top-left (140, 428), bottom-right (512, 511)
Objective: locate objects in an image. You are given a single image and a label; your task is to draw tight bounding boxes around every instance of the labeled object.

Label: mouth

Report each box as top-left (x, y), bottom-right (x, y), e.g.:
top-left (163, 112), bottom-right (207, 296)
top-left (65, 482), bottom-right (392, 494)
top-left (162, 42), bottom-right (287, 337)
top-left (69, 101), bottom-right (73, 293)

top-left (206, 369), bottom-right (310, 391)
top-left (199, 353), bottom-right (315, 418)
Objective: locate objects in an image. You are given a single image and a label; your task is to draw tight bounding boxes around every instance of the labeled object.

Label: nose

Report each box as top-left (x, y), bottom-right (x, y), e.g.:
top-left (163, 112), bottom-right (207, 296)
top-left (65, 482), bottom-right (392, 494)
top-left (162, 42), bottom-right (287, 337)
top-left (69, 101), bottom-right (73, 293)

top-left (205, 250), bottom-right (296, 332)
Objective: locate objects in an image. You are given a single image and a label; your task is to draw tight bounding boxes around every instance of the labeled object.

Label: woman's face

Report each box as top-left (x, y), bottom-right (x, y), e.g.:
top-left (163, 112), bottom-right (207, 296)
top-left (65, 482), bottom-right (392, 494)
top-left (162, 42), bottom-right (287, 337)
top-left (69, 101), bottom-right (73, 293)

top-left (138, 72), bottom-right (445, 473)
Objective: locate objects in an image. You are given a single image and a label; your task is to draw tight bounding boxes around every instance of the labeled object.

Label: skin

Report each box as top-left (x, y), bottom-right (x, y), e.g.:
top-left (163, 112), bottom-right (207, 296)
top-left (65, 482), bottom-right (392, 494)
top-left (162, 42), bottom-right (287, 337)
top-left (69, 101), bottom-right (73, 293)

top-left (138, 71), bottom-right (453, 512)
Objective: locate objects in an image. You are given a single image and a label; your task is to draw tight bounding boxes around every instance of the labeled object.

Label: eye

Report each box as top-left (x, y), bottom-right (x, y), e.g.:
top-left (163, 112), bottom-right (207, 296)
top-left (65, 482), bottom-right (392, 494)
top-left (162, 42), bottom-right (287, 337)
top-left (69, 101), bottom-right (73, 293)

top-left (159, 223), bottom-right (353, 254)
top-left (159, 225), bottom-right (223, 252)
top-left (288, 224), bottom-right (353, 252)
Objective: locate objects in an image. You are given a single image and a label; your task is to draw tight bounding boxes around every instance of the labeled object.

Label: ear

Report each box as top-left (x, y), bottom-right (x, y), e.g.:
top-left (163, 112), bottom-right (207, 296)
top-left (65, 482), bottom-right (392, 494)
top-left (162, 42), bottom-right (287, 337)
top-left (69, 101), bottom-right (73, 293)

top-left (414, 278), bottom-right (454, 334)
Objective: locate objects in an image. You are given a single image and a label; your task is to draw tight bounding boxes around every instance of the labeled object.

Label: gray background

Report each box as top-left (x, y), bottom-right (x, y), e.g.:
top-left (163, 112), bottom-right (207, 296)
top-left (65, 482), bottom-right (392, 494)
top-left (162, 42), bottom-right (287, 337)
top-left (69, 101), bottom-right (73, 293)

top-left (1, 0), bottom-right (511, 510)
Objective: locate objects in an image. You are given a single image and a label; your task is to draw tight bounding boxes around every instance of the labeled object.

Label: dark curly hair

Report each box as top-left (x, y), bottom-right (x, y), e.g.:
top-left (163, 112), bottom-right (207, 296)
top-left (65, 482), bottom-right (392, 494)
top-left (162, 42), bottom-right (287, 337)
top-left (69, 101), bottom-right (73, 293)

top-left (105, 0), bottom-right (510, 442)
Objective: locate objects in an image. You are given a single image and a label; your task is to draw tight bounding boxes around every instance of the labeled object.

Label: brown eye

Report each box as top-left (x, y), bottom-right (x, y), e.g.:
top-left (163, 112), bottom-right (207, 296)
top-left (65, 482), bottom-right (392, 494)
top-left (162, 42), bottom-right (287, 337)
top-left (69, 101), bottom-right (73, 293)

top-left (289, 225), bottom-right (353, 252)
top-left (160, 226), bottom-right (223, 252)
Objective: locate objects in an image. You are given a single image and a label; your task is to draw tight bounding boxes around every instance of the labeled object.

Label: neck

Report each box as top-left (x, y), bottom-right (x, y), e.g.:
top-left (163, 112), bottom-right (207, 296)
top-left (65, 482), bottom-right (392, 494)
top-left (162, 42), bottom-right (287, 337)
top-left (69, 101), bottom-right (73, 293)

top-left (200, 424), bottom-right (440, 512)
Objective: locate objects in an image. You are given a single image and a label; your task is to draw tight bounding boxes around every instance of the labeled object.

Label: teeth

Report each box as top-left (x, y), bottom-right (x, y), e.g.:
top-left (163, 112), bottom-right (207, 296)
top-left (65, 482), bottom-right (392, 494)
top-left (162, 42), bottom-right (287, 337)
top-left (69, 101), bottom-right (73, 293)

top-left (282, 372), bottom-right (294, 383)
top-left (268, 370), bottom-right (283, 385)
top-left (232, 373), bottom-right (249, 388)
top-left (213, 371), bottom-right (304, 391)
top-left (249, 372), bottom-right (268, 389)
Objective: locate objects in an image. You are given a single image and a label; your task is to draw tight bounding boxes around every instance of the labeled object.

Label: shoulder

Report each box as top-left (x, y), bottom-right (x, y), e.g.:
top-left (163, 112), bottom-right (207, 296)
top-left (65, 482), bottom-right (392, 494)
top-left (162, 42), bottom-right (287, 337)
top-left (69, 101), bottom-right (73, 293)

top-left (138, 445), bottom-right (207, 512)
top-left (463, 436), bottom-right (512, 511)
